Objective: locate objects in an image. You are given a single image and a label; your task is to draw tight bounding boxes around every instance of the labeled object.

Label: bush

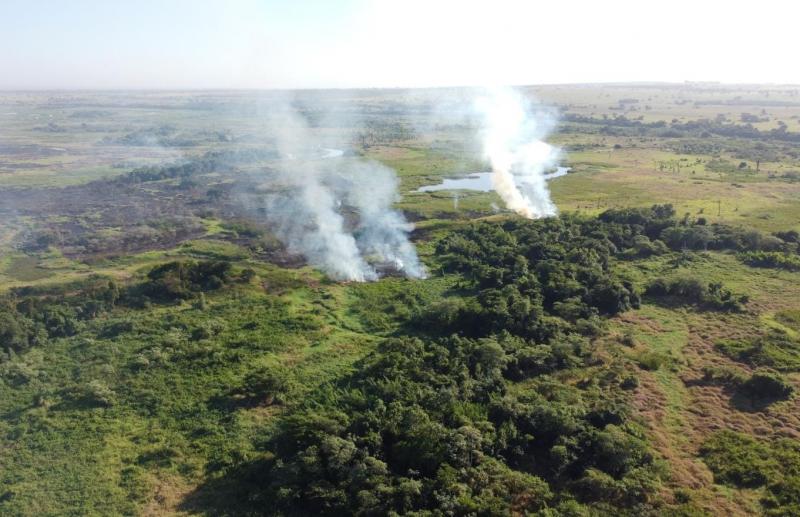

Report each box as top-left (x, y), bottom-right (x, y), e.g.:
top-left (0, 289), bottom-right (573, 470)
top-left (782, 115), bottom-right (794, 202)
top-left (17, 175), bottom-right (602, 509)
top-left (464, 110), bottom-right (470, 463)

top-left (741, 370), bottom-right (794, 400)
top-left (141, 260), bottom-right (233, 301)
top-left (83, 380), bottom-right (116, 407)
top-left (0, 311), bottom-right (34, 352)
top-left (740, 251), bottom-right (800, 272)
top-left (764, 475), bottom-right (800, 514)
top-left (702, 432), bottom-right (800, 513)
top-left (636, 351), bottom-right (670, 371)
top-left (416, 297), bottom-right (474, 334)
top-left (241, 366), bottom-right (292, 405)
top-left (191, 318), bottom-right (227, 341)
top-left (239, 268), bottom-right (257, 283)
top-left (701, 365), bottom-right (748, 387)
top-left (700, 431), bottom-right (774, 488)
top-left (774, 230), bottom-right (800, 244)
top-left (629, 235), bottom-right (668, 257)
top-left (716, 333), bottom-right (800, 371)
top-left (645, 276), bottom-right (746, 311)
top-left (255, 334), bottom-right (660, 515)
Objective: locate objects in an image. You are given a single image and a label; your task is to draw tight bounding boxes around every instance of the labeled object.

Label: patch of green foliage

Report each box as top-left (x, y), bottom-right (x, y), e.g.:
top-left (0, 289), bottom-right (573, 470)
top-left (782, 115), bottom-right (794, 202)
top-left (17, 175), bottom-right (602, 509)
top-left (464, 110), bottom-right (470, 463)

top-left (4, 255), bottom-right (53, 282)
top-left (2, 205), bottom-right (791, 515)
top-left (598, 204), bottom-right (794, 254)
top-left (430, 216), bottom-right (642, 336)
top-left (701, 431), bottom-right (800, 515)
top-left (193, 214), bottom-right (694, 515)
top-left (702, 365), bottom-right (794, 402)
top-left (240, 333), bottom-right (660, 516)
top-left (645, 276), bottom-right (747, 311)
top-left (740, 370), bottom-right (794, 400)
top-left (701, 364), bottom-right (749, 387)
top-left (635, 350), bottom-right (673, 371)
top-left (740, 250), bottom-right (800, 272)
top-left (0, 277), bottom-right (121, 354)
top-left (133, 260), bottom-right (242, 303)
top-left (348, 276), bottom-right (454, 334)
top-left (716, 332), bottom-right (800, 371)
top-left (775, 309), bottom-right (800, 333)
top-left (0, 267), bottom-right (333, 515)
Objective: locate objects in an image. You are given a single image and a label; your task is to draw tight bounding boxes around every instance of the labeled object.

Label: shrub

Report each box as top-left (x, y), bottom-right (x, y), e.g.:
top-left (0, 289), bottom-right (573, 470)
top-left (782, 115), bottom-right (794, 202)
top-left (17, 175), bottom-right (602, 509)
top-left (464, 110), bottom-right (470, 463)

top-left (142, 260), bottom-right (232, 302)
top-left (645, 276), bottom-right (746, 311)
top-left (417, 297), bottom-right (474, 334)
top-left (629, 235), bottom-right (668, 257)
top-left (239, 268), bottom-right (257, 283)
top-left (0, 311), bottom-right (34, 352)
top-left (702, 432), bottom-right (800, 513)
top-left (740, 251), bottom-right (800, 272)
top-left (740, 370), bottom-right (794, 400)
top-left (716, 333), bottom-right (800, 371)
top-left (84, 380), bottom-right (116, 407)
top-left (700, 431), bottom-right (774, 488)
top-left (100, 319), bottom-right (136, 338)
top-left (774, 230), bottom-right (800, 244)
top-left (636, 351), bottom-right (670, 371)
top-left (701, 365), bottom-right (748, 387)
top-left (620, 330), bottom-right (636, 347)
top-left (241, 366), bottom-right (292, 405)
top-left (191, 318), bottom-right (227, 341)
top-left (763, 475), bottom-right (800, 514)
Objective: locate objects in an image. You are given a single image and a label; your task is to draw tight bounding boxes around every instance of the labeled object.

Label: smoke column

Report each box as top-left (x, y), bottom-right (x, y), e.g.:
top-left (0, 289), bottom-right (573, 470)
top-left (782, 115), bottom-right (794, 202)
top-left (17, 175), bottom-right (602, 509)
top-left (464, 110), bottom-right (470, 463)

top-left (332, 161), bottom-right (426, 279)
top-left (475, 87), bottom-right (560, 219)
top-left (251, 100), bottom-right (425, 282)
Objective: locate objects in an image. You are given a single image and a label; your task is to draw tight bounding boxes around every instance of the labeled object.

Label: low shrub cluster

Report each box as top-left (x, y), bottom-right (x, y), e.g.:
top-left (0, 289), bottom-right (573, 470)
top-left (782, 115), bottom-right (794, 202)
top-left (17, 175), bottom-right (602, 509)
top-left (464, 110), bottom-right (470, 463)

top-left (716, 332), bottom-right (800, 371)
top-left (740, 250), bottom-right (800, 272)
top-left (702, 365), bottom-right (794, 402)
top-left (701, 431), bottom-right (800, 514)
top-left (645, 276), bottom-right (747, 311)
top-left (141, 260), bottom-right (233, 301)
top-left (0, 260), bottom-right (243, 356)
top-left (0, 279), bottom-right (120, 354)
top-left (741, 370), bottom-right (794, 400)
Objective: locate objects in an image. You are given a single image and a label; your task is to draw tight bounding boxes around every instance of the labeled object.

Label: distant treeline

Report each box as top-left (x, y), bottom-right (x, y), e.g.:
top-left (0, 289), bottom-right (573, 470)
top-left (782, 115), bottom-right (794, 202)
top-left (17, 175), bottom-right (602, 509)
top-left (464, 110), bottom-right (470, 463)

top-left (563, 113), bottom-right (800, 143)
top-left (119, 149), bottom-right (279, 184)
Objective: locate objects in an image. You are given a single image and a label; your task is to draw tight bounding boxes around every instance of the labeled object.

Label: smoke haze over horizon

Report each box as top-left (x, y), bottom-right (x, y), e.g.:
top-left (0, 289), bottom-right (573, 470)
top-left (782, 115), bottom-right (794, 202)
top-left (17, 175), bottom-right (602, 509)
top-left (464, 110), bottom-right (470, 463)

top-left (2, 0), bottom-right (799, 90)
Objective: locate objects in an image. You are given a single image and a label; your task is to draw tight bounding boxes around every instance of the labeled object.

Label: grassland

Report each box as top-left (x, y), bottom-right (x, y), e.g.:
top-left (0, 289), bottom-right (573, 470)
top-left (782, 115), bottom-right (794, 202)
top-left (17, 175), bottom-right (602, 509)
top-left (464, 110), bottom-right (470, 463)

top-left (1, 84), bottom-right (800, 515)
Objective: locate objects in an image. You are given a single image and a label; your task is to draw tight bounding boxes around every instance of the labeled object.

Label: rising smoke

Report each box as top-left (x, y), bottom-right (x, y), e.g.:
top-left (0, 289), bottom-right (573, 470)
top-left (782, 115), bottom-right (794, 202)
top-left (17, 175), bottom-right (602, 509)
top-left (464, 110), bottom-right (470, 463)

top-left (475, 87), bottom-right (561, 219)
top-left (246, 87), bottom-right (557, 280)
top-left (249, 100), bottom-right (425, 282)
top-left (411, 87), bottom-right (562, 219)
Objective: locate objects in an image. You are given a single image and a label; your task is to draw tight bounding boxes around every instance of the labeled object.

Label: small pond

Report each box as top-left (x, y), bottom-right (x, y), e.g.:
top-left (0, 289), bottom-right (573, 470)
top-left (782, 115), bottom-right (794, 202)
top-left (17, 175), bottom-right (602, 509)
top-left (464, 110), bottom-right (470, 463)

top-left (417, 167), bottom-right (571, 192)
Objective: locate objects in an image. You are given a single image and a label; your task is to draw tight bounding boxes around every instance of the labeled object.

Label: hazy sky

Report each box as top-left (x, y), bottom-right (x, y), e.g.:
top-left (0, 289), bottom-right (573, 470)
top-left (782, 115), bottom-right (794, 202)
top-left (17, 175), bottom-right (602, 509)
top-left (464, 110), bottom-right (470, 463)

top-left (2, 0), bottom-right (797, 90)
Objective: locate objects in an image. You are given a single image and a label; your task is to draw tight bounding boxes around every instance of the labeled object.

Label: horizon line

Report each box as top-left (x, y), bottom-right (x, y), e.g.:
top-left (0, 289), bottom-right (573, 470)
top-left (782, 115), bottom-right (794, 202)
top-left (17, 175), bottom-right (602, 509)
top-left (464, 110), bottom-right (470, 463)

top-left (3, 80), bottom-right (800, 93)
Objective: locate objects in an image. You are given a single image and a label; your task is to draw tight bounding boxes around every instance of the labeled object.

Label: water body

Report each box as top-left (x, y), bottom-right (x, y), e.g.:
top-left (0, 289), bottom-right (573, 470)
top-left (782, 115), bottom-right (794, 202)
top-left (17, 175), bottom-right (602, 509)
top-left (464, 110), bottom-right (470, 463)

top-left (417, 167), bottom-right (571, 192)
top-left (321, 148), bottom-right (344, 158)
top-left (284, 148), bottom-right (345, 160)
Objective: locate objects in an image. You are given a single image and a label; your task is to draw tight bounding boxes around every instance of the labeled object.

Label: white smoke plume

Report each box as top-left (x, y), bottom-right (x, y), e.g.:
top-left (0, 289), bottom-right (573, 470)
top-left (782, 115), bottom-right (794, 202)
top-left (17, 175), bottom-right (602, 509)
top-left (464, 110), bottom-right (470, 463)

top-left (250, 100), bottom-right (425, 282)
top-left (475, 87), bottom-right (560, 219)
top-left (331, 161), bottom-right (426, 279)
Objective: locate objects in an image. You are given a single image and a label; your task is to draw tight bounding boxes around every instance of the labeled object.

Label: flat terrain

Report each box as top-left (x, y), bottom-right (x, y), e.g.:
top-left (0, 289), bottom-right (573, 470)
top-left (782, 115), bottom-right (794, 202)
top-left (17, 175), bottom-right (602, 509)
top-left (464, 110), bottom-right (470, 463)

top-left (1, 84), bottom-right (800, 515)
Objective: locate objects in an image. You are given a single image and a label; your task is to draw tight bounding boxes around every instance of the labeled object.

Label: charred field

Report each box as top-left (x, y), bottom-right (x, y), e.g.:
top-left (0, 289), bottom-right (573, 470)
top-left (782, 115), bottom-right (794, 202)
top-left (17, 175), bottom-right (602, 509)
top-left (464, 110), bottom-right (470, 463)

top-left (1, 85), bottom-right (800, 516)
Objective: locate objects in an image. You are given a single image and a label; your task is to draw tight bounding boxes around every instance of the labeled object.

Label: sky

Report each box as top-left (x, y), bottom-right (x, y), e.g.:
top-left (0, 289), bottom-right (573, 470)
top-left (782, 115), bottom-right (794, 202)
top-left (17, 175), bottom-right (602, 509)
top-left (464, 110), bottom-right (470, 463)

top-left (1, 0), bottom-right (798, 90)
